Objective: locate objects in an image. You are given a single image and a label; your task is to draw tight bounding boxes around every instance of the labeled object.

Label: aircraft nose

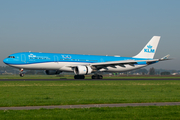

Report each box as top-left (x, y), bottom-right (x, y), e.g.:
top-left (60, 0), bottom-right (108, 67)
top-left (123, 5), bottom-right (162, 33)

top-left (3, 58), bottom-right (9, 64)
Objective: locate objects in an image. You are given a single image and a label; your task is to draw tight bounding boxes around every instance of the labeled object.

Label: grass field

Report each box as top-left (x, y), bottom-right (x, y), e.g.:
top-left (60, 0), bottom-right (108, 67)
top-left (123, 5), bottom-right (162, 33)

top-left (1, 76), bottom-right (180, 119)
top-left (1, 106), bottom-right (180, 120)
top-left (0, 80), bottom-right (180, 107)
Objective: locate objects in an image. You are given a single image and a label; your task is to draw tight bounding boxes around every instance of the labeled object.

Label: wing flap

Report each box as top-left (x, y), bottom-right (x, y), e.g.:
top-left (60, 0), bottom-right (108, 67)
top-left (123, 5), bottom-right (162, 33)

top-left (90, 60), bottom-right (138, 69)
top-left (91, 59), bottom-right (161, 70)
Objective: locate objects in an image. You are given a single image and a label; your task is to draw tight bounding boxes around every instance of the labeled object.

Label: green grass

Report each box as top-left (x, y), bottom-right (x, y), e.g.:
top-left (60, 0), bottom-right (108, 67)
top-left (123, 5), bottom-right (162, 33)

top-left (1, 79), bottom-right (180, 119)
top-left (1, 80), bottom-right (180, 107)
top-left (1, 106), bottom-right (180, 120)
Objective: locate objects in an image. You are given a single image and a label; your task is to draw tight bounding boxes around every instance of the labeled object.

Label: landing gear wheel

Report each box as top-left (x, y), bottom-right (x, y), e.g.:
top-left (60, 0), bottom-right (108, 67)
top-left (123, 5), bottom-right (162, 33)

top-left (19, 68), bottom-right (24, 77)
top-left (20, 73), bottom-right (24, 77)
top-left (98, 75), bottom-right (103, 79)
top-left (74, 75), bottom-right (85, 79)
top-left (92, 75), bottom-right (96, 79)
top-left (81, 75), bottom-right (85, 79)
top-left (92, 75), bottom-right (103, 79)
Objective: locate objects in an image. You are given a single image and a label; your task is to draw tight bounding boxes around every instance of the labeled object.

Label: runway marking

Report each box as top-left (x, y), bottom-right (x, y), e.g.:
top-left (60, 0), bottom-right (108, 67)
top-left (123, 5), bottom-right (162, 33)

top-left (1, 102), bottom-right (180, 110)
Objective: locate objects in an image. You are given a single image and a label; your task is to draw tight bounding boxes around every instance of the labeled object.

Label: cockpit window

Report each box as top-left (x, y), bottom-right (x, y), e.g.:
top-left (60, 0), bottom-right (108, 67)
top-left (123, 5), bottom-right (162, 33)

top-left (8, 56), bottom-right (15, 58)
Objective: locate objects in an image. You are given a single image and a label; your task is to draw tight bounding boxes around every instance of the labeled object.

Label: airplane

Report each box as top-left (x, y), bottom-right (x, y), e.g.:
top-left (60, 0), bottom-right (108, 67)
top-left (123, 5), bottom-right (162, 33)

top-left (3, 36), bottom-right (170, 79)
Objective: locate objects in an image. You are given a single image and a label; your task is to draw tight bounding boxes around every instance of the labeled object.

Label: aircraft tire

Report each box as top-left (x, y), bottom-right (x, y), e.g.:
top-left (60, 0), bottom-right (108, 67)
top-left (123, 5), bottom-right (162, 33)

top-left (80, 75), bottom-right (85, 79)
top-left (92, 75), bottom-right (103, 79)
top-left (91, 75), bottom-right (95, 79)
top-left (74, 75), bottom-right (85, 79)
top-left (98, 75), bottom-right (103, 79)
top-left (20, 73), bottom-right (24, 77)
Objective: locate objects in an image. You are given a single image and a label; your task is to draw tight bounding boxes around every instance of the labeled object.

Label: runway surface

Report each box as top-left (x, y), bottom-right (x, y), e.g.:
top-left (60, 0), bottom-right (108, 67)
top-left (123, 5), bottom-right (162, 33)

top-left (1, 78), bottom-right (180, 81)
top-left (1, 102), bottom-right (180, 110)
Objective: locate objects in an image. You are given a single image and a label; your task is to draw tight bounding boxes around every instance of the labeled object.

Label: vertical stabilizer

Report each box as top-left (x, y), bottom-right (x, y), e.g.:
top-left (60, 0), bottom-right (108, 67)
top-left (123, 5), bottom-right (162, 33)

top-left (133, 36), bottom-right (161, 59)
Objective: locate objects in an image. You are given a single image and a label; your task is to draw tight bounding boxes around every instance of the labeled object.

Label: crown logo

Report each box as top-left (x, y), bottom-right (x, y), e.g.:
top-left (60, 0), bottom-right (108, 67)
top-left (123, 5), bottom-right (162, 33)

top-left (147, 45), bottom-right (152, 49)
top-left (28, 54), bottom-right (36, 57)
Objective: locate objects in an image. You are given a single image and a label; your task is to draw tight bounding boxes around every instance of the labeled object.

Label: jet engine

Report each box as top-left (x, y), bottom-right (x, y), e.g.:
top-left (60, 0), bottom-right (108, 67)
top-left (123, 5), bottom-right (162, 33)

top-left (45, 70), bottom-right (62, 75)
top-left (74, 66), bottom-right (93, 75)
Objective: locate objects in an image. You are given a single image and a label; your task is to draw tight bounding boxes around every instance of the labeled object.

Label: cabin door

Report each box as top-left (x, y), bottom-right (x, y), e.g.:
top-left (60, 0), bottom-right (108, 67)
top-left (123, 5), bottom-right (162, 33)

top-left (54, 55), bottom-right (59, 64)
top-left (21, 54), bottom-right (26, 63)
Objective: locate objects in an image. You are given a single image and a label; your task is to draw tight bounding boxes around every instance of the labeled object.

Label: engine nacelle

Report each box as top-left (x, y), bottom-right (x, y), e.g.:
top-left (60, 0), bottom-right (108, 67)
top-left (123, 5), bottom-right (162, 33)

top-left (45, 70), bottom-right (62, 75)
top-left (74, 66), bottom-right (93, 75)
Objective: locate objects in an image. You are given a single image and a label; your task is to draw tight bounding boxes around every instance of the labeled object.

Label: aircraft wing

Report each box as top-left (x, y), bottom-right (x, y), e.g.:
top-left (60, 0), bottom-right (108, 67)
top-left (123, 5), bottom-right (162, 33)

top-left (68, 55), bottom-right (170, 70)
top-left (91, 60), bottom-right (136, 68)
top-left (90, 59), bottom-right (160, 70)
top-left (67, 60), bottom-right (137, 69)
top-left (90, 55), bottom-right (171, 70)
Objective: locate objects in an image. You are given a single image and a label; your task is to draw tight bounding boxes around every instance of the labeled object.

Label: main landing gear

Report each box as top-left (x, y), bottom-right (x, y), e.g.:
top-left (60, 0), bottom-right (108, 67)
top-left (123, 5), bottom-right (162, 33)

top-left (19, 68), bottom-right (24, 77)
top-left (91, 75), bottom-right (103, 79)
top-left (74, 75), bottom-right (85, 79)
top-left (74, 75), bottom-right (103, 79)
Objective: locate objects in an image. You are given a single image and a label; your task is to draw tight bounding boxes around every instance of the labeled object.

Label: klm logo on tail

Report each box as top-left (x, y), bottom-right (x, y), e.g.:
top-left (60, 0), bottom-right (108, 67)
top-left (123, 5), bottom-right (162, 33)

top-left (144, 45), bottom-right (155, 53)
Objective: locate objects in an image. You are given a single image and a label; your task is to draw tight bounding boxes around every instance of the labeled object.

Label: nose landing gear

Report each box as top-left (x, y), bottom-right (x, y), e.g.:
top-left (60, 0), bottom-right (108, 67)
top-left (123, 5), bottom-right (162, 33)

top-left (19, 68), bottom-right (24, 77)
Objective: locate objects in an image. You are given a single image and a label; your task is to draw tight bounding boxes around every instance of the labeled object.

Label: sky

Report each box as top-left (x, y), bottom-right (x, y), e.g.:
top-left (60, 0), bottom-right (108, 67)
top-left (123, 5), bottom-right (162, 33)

top-left (0, 0), bottom-right (180, 70)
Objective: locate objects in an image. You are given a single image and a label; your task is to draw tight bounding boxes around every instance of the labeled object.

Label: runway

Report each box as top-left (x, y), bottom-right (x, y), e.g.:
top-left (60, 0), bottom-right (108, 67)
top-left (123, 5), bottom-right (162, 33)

top-left (1, 78), bottom-right (180, 81)
top-left (0, 102), bottom-right (180, 110)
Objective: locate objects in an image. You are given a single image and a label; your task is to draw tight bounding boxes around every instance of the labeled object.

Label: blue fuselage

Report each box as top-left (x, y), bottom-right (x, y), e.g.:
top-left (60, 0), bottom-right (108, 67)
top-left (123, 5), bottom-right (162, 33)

top-left (3, 52), bottom-right (157, 72)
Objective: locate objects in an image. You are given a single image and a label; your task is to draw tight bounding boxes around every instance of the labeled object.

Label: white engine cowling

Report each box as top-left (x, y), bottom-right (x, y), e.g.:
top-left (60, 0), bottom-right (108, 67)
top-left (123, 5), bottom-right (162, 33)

top-left (74, 66), bottom-right (93, 75)
top-left (45, 70), bottom-right (61, 75)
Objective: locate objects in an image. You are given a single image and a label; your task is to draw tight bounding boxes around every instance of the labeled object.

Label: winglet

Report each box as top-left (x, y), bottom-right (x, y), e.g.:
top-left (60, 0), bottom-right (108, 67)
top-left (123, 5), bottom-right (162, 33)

top-left (133, 36), bottom-right (161, 59)
top-left (159, 54), bottom-right (171, 61)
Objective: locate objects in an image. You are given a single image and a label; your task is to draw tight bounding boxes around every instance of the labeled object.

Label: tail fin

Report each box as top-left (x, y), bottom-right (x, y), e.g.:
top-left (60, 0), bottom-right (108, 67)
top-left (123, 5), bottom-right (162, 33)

top-left (133, 36), bottom-right (161, 59)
